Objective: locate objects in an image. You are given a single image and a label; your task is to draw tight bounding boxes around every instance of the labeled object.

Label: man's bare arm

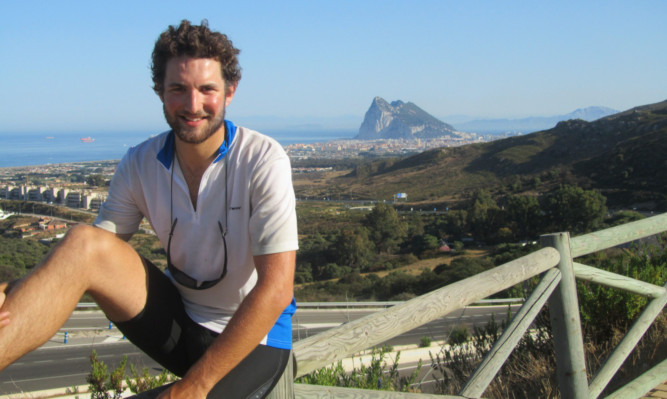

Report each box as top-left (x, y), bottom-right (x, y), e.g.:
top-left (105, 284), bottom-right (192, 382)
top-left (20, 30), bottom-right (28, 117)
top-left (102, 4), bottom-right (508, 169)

top-left (158, 250), bottom-right (296, 398)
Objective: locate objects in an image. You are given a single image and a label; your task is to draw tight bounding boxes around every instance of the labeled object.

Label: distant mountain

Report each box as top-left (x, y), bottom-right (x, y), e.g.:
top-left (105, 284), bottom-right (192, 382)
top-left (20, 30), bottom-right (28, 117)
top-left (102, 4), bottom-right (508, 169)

top-left (356, 97), bottom-right (461, 140)
top-left (566, 106), bottom-right (619, 120)
top-left (326, 100), bottom-right (667, 209)
top-left (453, 106), bottom-right (619, 135)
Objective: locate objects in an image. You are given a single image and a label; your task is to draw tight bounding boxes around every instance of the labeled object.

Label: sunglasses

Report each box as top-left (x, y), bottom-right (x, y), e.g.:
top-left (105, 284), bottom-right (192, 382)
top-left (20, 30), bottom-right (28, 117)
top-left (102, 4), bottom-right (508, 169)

top-left (167, 218), bottom-right (228, 289)
top-left (167, 132), bottom-right (231, 290)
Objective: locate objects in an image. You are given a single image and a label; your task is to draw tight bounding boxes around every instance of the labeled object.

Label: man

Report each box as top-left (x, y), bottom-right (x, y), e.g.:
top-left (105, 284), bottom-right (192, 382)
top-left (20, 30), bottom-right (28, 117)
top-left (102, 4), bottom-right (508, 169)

top-left (0, 20), bottom-right (298, 398)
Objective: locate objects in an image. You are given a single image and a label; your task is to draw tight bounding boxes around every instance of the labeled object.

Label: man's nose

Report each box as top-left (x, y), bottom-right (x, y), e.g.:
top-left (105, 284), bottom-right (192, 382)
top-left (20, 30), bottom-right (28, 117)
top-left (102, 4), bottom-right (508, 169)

top-left (183, 90), bottom-right (202, 113)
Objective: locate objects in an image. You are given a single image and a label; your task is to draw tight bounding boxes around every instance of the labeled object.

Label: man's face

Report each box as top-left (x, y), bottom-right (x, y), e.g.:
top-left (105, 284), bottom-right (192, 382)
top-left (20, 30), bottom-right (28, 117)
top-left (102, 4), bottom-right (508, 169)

top-left (161, 56), bottom-right (236, 144)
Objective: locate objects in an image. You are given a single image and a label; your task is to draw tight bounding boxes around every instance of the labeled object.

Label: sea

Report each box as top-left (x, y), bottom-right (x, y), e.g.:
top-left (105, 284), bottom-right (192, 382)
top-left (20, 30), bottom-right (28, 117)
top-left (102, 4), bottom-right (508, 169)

top-left (0, 129), bottom-right (356, 168)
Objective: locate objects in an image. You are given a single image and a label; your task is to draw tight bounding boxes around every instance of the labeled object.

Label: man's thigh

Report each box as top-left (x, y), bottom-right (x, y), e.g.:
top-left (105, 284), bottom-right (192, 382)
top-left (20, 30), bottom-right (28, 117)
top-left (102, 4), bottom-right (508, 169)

top-left (113, 258), bottom-right (205, 376)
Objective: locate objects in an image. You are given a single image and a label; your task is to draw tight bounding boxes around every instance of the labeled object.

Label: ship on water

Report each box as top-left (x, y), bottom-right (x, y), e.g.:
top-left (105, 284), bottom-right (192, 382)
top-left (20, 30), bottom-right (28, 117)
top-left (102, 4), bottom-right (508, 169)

top-left (80, 137), bottom-right (95, 143)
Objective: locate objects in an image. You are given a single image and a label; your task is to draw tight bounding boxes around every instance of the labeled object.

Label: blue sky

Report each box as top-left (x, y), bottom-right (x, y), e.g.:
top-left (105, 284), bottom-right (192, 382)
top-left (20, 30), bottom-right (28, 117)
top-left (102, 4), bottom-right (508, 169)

top-left (1, 1), bottom-right (665, 133)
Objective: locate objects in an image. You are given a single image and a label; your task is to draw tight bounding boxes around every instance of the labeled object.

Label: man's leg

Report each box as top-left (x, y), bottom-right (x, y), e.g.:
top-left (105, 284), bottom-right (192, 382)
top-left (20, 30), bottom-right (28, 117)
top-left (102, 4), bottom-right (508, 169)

top-left (107, 263), bottom-right (291, 398)
top-left (0, 224), bottom-right (148, 369)
top-left (111, 258), bottom-right (195, 377)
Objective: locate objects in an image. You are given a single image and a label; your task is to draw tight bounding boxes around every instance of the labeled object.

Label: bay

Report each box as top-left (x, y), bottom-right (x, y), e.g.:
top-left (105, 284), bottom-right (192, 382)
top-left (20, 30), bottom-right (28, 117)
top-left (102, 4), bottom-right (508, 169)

top-left (0, 129), bottom-right (355, 168)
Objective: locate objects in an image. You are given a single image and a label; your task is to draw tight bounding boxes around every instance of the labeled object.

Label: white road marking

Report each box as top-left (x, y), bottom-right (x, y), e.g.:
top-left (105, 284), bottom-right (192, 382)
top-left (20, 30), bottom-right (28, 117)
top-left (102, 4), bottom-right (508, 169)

top-left (1, 372), bottom-right (88, 384)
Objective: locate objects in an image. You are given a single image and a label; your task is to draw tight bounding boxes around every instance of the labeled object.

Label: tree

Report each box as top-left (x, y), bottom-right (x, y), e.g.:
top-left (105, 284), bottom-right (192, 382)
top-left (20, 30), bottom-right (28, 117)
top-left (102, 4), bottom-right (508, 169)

top-left (363, 203), bottom-right (406, 254)
top-left (297, 232), bottom-right (334, 273)
top-left (435, 257), bottom-right (494, 285)
top-left (505, 195), bottom-right (542, 240)
top-left (373, 271), bottom-right (417, 300)
top-left (439, 210), bottom-right (468, 240)
top-left (409, 234), bottom-right (440, 257)
top-left (318, 263), bottom-right (347, 280)
top-left (332, 227), bottom-right (375, 271)
top-left (403, 213), bottom-right (425, 239)
top-left (294, 263), bottom-right (313, 284)
top-left (70, 173), bottom-right (86, 183)
top-left (86, 174), bottom-right (107, 187)
top-left (466, 190), bottom-right (502, 242)
top-left (542, 185), bottom-right (607, 233)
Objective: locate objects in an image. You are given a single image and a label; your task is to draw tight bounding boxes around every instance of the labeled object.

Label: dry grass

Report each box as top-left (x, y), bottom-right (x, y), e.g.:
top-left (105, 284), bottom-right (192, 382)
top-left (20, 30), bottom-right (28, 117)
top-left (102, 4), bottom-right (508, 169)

top-left (588, 314), bottom-right (667, 397)
top-left (363, 248), bottom-right (490, 278)
top-left (428, 313), bottom-right (666, 398)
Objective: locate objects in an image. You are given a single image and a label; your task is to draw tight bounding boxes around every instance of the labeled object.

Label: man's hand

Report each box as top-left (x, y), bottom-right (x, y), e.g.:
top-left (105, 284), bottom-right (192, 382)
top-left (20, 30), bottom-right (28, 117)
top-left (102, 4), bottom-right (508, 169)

top-left (0, 282), bottom-right (10, 328)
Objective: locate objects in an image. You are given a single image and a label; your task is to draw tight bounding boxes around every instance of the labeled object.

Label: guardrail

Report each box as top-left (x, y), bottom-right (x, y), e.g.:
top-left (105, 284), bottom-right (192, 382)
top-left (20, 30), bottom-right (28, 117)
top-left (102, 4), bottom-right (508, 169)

top-left (280, 213), bottom-right (667, 399)
top-left (73, 298), bottom-right (525, 311)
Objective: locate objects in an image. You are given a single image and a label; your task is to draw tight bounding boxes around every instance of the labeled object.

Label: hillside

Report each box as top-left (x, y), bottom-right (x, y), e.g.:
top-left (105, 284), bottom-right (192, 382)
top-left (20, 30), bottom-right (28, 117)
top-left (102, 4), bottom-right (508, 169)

top-left (302, 100), bottom-right (667, 210)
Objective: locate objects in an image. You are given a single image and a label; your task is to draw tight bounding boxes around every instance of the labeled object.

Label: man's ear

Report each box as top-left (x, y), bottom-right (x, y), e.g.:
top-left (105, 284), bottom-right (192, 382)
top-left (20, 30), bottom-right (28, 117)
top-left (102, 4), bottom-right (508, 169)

top-left (225, 83), bottom-right (238, 106)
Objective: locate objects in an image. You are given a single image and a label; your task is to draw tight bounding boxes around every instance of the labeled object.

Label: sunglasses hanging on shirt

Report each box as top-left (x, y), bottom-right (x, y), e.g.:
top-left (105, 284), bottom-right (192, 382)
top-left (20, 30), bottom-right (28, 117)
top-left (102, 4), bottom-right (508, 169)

top-left (167, 141), bottom-right (229, 290)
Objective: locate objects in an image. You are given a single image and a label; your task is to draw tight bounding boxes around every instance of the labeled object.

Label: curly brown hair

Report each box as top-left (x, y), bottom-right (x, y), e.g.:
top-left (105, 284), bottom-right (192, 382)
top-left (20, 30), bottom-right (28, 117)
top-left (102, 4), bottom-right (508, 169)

top-left (151, 19), bottom-right (242, 95)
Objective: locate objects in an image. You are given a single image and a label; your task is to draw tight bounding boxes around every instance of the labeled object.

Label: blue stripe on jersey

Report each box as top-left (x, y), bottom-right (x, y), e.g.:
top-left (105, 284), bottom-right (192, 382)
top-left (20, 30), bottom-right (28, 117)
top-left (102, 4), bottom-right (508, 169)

top-left (266, 298), bottom-right (297, 350)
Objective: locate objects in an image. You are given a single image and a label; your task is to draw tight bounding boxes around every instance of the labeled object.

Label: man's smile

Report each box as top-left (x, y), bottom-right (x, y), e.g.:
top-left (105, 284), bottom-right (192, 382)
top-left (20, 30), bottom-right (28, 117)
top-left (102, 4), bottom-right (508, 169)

top-left (181, 114), bottom-right (208, 124)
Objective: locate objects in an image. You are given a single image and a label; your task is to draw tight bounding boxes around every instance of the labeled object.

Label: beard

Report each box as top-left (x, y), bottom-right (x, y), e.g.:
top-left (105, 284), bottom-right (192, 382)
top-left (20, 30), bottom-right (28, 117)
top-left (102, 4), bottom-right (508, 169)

top-left (163, 104), bottom-right (226, 145)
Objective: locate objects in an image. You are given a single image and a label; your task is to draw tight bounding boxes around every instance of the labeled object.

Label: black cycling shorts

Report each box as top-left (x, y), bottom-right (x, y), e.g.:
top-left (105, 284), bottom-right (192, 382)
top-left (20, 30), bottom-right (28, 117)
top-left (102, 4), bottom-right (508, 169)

top-left (113, 258), bottom-right (290, 399)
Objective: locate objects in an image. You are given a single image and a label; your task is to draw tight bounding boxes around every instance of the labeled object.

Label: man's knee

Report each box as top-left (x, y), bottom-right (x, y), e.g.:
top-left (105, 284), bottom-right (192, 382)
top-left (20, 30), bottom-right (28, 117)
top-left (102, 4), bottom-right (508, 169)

top-left (63, 223), bottom-right (104, 241)
top-left (53, 225), bottom-right (140, 281)
top-left (60, 225), bottom-right (122, 257)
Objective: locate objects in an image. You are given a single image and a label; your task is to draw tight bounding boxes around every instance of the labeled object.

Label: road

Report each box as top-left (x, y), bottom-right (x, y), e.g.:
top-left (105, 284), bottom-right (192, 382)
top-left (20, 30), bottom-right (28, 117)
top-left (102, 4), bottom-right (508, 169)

top-left (1, 340), bottom-right (158, 395)
top-left (0, 304), bottom-right (519, 395)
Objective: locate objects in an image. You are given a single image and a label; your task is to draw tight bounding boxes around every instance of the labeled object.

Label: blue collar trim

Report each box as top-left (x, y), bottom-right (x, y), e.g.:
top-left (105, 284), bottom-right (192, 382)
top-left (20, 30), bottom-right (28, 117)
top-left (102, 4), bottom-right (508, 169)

top-left (156, 133), bottom-right (175, 169)
top-left (157, 120), bottom-right (237, 169)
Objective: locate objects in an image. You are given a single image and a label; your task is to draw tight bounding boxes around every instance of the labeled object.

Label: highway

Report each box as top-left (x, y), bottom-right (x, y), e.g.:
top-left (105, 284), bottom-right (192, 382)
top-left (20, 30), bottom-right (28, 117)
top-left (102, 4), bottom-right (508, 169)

top-left (0, 304), bottom-right (519, 395)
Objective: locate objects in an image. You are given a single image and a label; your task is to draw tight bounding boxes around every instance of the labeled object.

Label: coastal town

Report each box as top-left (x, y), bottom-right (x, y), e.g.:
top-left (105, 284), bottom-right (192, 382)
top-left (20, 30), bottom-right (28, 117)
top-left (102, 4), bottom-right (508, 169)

top-left (0, 160), bottom-right (116, 213)
top-left (284, 134), bottom-right (483, 159)
top-left (0, 134), bottom-right (489, 213)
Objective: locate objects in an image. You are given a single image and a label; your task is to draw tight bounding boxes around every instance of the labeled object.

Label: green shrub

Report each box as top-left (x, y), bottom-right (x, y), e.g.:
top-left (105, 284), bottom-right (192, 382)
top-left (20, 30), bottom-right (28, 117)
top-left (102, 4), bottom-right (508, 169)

top-left (87, 350), bottom-right (109, 399)
top-left (448, 325), bottom-right (469, 345)
top-left (126, 363), bottom-right (175, 394)
top-left (87, 350), bottom-right (176, 397)
top-left (578, 240), bottom-right (666, 340)
top-left (297, 346), bottom-right (421, 392)
top-left (87, 350), bottom-right (126, 399)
